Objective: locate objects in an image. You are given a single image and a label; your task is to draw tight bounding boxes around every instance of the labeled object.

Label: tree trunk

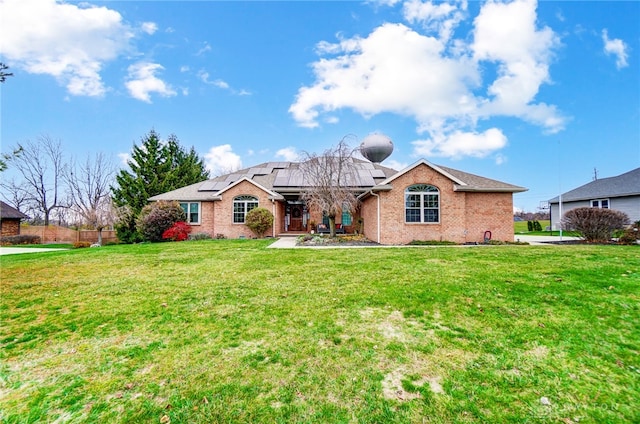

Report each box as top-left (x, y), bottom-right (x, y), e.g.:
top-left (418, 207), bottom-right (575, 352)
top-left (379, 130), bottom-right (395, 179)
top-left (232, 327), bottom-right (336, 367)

top-left (329, 215), bottom-right (336, 238)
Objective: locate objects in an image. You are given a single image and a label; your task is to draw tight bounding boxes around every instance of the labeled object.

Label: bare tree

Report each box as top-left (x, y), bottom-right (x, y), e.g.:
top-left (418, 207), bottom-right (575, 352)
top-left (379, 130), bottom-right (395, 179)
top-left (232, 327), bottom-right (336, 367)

top-left (65, 152), bottom-right (116, 245)
top-left (0, 62), bottom-right (13, 83)
top-left (8, 135), bottom-right (66, 226)
top-left (299, 136), bottom-right (360, 237)
top-left (0, 177), bottom-right (32, 214)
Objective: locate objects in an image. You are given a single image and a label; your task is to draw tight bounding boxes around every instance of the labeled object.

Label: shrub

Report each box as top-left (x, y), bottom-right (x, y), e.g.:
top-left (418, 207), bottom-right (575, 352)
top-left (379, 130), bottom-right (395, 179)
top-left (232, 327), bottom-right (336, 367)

top-left (245, 207), bottom-right (274, 238)
top-left (114, 205), bottom-right (143, 244)
top-left (189, 232), bottom-right (212, 241)
top-left (533, 220), bottom-right (542, 231)
top-left (408, 240), bottom-right (457, 245)
top-left (162, 221), bottom-right (192, 241)
top-left (527, 221), bottom-right (533, 231)
top-left (137, 201), bottom-right (186, 242)
top-left (73, 241), bottom-right (91, 249)
top-left (617, 222), bottom-right (640, 245)
top-left (563, 207), bottom-right (629, 242)
top-left (0, 234), bottom-right (41, 246)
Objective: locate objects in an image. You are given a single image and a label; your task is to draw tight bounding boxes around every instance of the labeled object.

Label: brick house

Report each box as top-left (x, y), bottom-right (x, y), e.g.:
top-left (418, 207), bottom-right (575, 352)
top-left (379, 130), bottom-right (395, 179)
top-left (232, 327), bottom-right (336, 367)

top-left (0, 201), bottom-right (29, 237)
top-left (150, 158), bottom-right (526, 244)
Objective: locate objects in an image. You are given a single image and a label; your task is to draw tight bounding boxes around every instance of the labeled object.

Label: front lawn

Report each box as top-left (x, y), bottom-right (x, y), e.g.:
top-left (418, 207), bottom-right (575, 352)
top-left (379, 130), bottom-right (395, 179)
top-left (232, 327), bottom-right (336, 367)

top-left (1, 241), bottom-right (638, 423)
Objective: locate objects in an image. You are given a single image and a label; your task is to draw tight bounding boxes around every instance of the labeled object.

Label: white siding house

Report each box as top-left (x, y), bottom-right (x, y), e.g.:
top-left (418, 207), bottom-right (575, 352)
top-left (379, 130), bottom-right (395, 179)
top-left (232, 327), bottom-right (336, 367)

top-left (549, 167), bottom-right (640, 229)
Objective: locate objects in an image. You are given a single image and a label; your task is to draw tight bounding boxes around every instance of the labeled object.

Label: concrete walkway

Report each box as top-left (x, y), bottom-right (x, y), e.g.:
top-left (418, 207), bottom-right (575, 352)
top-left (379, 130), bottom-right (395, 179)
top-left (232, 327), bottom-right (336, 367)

top-left (513, 235), bottom-right (582, 245)
top-left (268, 235), bottom-right (582, 248)
top-left (0, 247), bottom-right (69, 255)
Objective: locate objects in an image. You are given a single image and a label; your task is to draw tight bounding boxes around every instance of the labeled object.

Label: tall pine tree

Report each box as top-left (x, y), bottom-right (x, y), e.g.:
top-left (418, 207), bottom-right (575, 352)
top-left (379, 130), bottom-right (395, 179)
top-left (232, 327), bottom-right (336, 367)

top-left (111, 130), bottom-right (209, 242)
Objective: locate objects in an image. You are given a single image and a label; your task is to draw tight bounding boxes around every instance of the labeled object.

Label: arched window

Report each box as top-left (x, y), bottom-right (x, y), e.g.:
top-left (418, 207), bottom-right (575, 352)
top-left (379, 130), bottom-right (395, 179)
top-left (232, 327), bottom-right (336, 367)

top-left (405, 184), bottom-right (439, 223)
top-left (233, 195), bottom-right (258, 223)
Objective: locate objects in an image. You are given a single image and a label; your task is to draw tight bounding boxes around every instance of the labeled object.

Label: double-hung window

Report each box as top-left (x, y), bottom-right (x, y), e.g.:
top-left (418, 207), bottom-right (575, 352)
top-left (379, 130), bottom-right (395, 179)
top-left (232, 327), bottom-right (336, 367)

top-left (179, 202), bottom-right (200, 224)
top-left (405, 184), bottom-right (440, 223)
top-left (233, 195), bottom-right (258, 223)
top-left (591, 199), bottom-right (609, 209)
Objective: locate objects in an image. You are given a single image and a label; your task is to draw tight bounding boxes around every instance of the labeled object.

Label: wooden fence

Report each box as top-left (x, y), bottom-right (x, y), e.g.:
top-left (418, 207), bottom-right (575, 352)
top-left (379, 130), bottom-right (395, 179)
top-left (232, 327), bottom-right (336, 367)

top-left (21, 225), bottom-right (118, 244)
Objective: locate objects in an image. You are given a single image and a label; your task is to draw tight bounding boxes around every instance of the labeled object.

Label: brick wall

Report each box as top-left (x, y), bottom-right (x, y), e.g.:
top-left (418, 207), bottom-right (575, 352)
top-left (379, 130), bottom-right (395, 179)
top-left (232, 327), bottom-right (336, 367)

top-left (212, 181), bottom-right (279, 239)
top-left (362, 163), bottom-right (515, 244)
top-left (1, 219), bottom-right (21, 237)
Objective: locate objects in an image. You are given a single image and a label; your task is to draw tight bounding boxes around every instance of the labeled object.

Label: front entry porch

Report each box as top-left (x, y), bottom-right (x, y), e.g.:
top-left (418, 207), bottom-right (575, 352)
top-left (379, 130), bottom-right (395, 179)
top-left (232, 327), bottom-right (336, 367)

top-left (283, 201), bottom-right (308, 233)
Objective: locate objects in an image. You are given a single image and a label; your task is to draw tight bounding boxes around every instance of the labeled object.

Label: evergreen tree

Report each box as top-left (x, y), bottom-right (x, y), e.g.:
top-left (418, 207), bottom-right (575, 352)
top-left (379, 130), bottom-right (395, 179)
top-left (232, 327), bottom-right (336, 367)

top-left (111, 130), bottom-right (209, 242)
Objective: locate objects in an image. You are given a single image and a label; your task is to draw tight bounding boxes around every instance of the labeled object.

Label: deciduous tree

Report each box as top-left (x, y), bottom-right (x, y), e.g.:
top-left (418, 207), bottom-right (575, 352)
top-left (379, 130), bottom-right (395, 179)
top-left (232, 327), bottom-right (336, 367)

top-left (5, 136), bottom-right (66, 226)
top-left (299, 136), bottom-right (359, 237)
top-left (65, 152), bottom-right (116, 245)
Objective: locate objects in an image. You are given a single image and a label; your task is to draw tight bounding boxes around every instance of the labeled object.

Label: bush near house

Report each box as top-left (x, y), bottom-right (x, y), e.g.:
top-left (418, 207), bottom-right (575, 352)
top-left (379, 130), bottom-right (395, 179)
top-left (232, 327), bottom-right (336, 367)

top-left (563, 207), bottom-right (629, 243)
top-left (245, 207), bottom-right (274, 238)
top-left (618, 221), bottom-right (640, 245)
top-left (0, 234), bottom-right (41, 246)
top-left (137, 201), bottom-right (186, 242)
top-left (162, 221), bottom-right (192, 242)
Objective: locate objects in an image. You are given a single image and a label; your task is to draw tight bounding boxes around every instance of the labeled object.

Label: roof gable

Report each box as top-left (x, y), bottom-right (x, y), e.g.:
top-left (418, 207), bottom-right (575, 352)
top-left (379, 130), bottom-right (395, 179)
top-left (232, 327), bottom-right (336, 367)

top-left (378, 159), bottom-right (466, 186)
top-left (549, 167), bottom-right (640, 203)
top-left (0, 201), bottom-right (29, 219)
top-left (216, 177), bottom-right (283, 200)
top-left (376, 159), bottom-right (526, 193)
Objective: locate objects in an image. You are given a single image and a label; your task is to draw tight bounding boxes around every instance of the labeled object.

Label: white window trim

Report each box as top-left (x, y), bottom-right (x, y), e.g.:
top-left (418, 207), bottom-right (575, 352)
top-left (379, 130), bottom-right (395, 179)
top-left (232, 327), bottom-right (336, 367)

top-left (233, 195), bottom-right (259, 224)
top-left (180, 202), bottom-right (201, 225)
top-left (590, 199), bottom-right (610, 209)
top-left (405, 184), bottom-right (440, 224)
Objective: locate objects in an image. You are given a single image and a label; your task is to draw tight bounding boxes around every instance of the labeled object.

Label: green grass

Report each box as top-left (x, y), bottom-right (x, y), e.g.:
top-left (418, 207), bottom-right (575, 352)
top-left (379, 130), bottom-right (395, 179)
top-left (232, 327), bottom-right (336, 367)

top-left (514, 220), bottom-right (581, 237)
top-left (3, 243), bottom-right (74, 249)
top-left (1, 240), bottom-right (639, 423)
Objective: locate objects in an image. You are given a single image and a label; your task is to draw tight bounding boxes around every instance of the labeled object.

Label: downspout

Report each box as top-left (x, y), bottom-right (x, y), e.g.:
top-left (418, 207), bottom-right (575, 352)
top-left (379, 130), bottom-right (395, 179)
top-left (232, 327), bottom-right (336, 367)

top-left (369, 191), bottom-right (380, 244)
top-left (271, 199), bottom-right (276, 238)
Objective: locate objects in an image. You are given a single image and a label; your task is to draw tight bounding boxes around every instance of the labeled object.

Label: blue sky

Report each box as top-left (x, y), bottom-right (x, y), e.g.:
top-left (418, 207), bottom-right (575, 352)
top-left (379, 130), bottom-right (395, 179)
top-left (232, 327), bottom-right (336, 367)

top-left (1, 0), bottom-right (638, 212)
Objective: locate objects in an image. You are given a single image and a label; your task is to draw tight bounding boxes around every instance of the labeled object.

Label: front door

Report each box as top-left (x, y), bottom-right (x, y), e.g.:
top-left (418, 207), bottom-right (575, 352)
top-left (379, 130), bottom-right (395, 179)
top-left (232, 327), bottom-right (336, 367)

top-left (289, 204), bottom-right (304, 231)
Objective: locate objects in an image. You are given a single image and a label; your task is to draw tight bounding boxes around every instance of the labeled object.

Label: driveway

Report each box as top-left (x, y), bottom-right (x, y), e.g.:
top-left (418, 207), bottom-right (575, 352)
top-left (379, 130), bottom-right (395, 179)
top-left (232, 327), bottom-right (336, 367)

top-left (0, 247), bottom-right (69, 255)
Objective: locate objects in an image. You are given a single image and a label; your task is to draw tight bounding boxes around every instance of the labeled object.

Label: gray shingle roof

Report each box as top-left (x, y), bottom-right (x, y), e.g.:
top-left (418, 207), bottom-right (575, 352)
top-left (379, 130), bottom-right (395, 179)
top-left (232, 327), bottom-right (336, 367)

top-left (549, 167), bottom-right (640, 203)
top-left (150, 158), bottom-right (525, 201)
top-left (149, 159), bottom-right (397, 201)
top-left (0, 201), bottom-right (29, 219)
top-left (438, 165), bottom-right (527, 192)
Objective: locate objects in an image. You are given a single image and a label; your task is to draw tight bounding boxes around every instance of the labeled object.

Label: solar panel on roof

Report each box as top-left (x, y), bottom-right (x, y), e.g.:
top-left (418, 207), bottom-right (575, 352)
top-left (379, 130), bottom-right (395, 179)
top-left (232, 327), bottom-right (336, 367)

top-left (356, 170), bottom-right (375, 186)
top-left (198, 181), bottom-right (214, 190)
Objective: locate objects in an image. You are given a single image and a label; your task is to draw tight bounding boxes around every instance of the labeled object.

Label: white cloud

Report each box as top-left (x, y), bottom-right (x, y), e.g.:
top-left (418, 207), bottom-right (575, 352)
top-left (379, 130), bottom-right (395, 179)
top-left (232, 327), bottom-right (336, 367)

top-left (402, 0), bottom-right (467, 40)
top-left (197, 42), bottom-right (212, 56)
top-left (383, 159), bottom-right (409, 171)
top-left (289, 0), bottom-right (564, 159)
top-left (0, 0), bottom-right (134, 97)
top-left (602, 29), bottom-right (629, 69)
top-left (412, 128), bottom-right (507, 159)
top-left (117, 152), bottom-right (131, 166)
top-left (472, 0), bottom-right (562, 131)
top-left (204, 145), bottom-right (242, 175)
top-left (140, 22), bottom-right (158, 35)
top-left (198, 70), bottom-right (251, 96)
top-left (276, 147), bottom-right (300, 162)
top-left (125, 62), bottom-right (177, 103)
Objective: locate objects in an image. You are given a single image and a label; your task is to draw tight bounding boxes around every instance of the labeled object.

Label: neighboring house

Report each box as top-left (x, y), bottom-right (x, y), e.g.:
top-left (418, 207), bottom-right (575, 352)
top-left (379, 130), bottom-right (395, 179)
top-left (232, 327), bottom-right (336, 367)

top-left (0, 201), bottom-right (29, 237)
top-left (549, 167), bottom-right (640, 229)
top-left (150, 158), bottom-right (526, 244)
